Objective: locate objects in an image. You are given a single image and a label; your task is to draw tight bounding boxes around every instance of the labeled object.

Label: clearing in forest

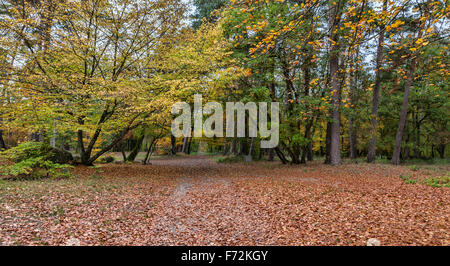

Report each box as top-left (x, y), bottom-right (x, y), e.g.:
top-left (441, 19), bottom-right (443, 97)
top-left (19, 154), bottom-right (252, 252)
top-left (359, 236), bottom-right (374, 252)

top-left (0, 156), bottom-right (448, 246)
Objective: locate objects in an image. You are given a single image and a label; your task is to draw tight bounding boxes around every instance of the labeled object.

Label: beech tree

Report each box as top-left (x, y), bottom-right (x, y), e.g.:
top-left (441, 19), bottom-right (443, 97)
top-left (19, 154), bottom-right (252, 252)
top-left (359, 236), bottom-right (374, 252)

top-left (0, 0), bottom-right (186, 165)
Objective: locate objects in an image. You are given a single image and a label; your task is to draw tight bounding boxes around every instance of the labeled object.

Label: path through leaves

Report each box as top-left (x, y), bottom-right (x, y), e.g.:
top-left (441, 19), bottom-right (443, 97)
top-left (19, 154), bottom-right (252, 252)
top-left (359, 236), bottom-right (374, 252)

top-left (0, 156), bottom-right (448, 246)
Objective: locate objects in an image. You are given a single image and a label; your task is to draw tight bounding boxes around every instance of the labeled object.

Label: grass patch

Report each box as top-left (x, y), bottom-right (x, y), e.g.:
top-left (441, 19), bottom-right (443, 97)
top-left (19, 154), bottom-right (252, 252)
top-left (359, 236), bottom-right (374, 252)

top-left (423, 176), bottom-right (450, 188)
top-left (400, 174), bottom-right (417, 184)
top-left (400, 174), bottom-right (450, 188)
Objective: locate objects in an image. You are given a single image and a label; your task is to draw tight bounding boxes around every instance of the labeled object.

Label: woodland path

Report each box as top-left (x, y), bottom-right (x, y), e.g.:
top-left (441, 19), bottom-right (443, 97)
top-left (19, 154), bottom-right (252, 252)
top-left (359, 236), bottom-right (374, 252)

top-left (0, 156), bottom-right (448, 246)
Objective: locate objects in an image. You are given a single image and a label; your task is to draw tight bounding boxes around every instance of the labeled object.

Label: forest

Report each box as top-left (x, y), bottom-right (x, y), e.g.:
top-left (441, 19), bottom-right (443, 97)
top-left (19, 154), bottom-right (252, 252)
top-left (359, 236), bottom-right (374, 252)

top-left (0, 0), bottom-right (448, 246)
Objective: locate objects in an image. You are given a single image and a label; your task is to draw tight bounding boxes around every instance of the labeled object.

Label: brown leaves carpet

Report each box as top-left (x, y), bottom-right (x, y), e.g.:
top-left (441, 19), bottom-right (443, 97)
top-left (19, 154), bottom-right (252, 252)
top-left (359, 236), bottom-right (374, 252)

top-left (0, 156), bottom-right (448, 246)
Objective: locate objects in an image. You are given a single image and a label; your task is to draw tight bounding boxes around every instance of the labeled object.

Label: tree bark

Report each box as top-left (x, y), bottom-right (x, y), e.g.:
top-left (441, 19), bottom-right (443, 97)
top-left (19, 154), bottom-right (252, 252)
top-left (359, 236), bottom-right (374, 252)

top-left (328, 1), bottom-right (342, 165)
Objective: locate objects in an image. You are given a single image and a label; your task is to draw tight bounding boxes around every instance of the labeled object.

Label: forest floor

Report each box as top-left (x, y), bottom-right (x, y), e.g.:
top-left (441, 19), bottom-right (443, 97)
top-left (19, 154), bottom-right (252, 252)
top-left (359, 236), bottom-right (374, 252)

top-left (0, 155), bottom-right (448, 246)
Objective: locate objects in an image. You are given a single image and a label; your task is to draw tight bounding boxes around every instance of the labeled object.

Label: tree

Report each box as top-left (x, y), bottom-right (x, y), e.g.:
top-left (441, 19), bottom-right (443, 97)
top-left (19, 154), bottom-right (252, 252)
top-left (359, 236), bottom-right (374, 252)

top-left (391, 0), bottom-right (445, 165)
top-left (367, 0), bottom-right (388, 163)
top-left (0, 0), bottom-right (186, 165)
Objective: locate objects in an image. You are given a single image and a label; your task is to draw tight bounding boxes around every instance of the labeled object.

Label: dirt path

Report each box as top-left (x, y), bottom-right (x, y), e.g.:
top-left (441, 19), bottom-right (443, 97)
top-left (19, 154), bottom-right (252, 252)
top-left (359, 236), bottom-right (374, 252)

top-left (149, 157), bottom-right (276, 245)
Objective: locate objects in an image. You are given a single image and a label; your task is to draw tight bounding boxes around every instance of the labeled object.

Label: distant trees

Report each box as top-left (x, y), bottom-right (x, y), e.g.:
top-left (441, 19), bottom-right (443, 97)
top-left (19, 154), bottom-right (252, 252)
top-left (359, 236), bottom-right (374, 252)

top-left (223, 0), bottom-right (448, 164)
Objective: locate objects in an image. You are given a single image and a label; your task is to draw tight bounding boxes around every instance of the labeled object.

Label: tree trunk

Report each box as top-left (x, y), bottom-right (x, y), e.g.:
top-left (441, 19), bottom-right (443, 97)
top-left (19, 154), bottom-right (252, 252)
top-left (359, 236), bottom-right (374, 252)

top-left (274, 147), bottom-right (288, 164)
top-left (229, 138), bottom-right (237, 155)
top-left (223, 142), bottom-right (228, 155)
top-left (349, 121), bottom-right (358, 160)
top-left (282, 142), bottom-right (300, 164)
top-left (325, 122), bottom-right (332, 164)
top-left (302, 120), bottom-right (313, 163)
top-left (348, 77), bottom-right (358, 160)
top-left (170, 135), bottom-right (177, 156)
top-left (182, 137), bottom-right (190, 154)
top-left (307, 120), bottom-right (318, 161)
top-left (0, 130), bottom-right (6, 150)
top-left (307, 143), bottom-right (313, 161)
top-left (392, 59), bottom-right (417, 165)
top-left (127, 134), bottom-right (145, 162)
top-left (238, 139), bottom-right (248, 155)
top-left (268, 148), bottom-right (274, 161)
top-left (248, 137), bottom-right (255, 158)
top-left (367, 0), bottom-right (387, 163)
top-left (438, 144), bottom-right (445, 159)
top-left (413, 113), bottom-right (422, 159)
top-left (186, 137), bottom-right (192, 154)
top-left (121, 145), bottom-right (127, 163)
top-left (348, 51), bottom-right (360, 160)
top-left (328, 1), bottom-right (342, 165)
top-left (143, 137), bottom-right (157, 165)
top-left (300, 149), bottom-right (307, 164)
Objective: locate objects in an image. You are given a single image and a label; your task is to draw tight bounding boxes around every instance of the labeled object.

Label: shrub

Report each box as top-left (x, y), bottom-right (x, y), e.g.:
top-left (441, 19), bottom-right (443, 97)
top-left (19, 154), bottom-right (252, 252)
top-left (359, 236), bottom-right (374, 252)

top-left (100, 156), bottom-right (115, 164)
top-left (216, 155), bottom-right (244, 164)
top-left (0, 142), bottom-right (73, 179)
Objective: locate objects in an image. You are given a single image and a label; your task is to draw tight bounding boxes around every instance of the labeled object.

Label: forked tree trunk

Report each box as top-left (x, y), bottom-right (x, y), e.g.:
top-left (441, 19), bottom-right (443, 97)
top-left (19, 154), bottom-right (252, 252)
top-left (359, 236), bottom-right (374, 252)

top-left (127, 134), bottom-right (145, 162)
top-left (143, 137), bottom-right (158, 165)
